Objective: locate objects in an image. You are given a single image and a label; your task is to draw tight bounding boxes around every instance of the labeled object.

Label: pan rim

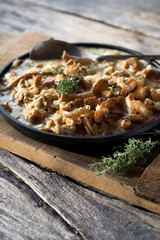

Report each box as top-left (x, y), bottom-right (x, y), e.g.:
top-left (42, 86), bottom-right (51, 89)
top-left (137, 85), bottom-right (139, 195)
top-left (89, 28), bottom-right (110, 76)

top-left (0, 42), bottom-right (160, 144)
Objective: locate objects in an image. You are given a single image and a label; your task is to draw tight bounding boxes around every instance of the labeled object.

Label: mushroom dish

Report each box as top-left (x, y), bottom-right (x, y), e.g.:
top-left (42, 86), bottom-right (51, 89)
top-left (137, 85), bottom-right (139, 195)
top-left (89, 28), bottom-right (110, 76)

top-left (1, 48), bottom-right (160, 136)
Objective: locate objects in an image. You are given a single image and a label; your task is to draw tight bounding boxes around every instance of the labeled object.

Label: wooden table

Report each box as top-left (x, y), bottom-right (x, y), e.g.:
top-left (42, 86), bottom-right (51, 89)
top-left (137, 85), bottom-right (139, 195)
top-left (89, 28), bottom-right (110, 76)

top-left (1, 1), bottom-right (160, 239)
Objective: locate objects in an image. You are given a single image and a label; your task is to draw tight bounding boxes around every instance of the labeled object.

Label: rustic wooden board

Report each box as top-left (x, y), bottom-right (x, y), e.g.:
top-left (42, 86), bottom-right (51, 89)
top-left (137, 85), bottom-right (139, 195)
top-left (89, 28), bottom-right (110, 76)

top-left (0, 160), bottom-right (81, 240)
top-left (0, 31), bottom-right (160, 214)
top-left (0, 30), bottom-right (16, 45)
top-left (1, 148), bottom-right (160, 240)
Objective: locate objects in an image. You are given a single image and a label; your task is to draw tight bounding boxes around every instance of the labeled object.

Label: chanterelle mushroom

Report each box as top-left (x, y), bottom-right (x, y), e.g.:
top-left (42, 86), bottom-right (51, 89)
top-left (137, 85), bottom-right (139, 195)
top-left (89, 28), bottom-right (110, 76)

top-left (62, 50), bottom-right (93, 66)
top-left (136, 65), bottom-right (160, 82)
top-left (92, 78), bottom-right (108, 97)
top-left (121, 57), bottom-right (139, 73)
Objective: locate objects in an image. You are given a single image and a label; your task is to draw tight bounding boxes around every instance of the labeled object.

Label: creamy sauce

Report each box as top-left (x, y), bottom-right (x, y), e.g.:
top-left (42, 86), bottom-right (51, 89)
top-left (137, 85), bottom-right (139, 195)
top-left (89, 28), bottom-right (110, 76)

top-left (0, 58), bottom-right (61, 123)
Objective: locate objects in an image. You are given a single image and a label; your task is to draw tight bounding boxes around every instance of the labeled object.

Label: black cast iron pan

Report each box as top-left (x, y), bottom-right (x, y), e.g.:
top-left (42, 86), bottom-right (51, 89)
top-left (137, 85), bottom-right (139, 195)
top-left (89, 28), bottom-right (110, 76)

top-left (0, 43), bottom-right (160, 154)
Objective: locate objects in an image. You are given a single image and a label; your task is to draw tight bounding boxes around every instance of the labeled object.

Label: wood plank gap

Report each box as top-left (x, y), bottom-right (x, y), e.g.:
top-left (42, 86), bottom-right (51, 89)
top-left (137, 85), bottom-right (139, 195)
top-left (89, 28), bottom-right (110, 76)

top-left (1, 148), bottom-right (160, 239)
top-left (0, 153), bottom-right (85, 240)
top-left (20, 0), bottom-right (160, 40)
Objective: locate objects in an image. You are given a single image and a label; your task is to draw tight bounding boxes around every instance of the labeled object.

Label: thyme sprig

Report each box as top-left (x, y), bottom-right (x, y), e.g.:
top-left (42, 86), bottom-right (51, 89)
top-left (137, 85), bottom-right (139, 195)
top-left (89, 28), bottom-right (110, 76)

top-left (56, 76), bottom-right (80, 94)
top-left (108, 85), bottom-right (115, 92)
top-left (89, 137), bottom-right (160, 176)
top-left (53, 61), bottom-right (97, 95)
top-left (52, 67), bottom-right (64, 75)
top-left (89, 62), bottom-right (97, 70)
top-left (52, 67), bottom-right (80, 94)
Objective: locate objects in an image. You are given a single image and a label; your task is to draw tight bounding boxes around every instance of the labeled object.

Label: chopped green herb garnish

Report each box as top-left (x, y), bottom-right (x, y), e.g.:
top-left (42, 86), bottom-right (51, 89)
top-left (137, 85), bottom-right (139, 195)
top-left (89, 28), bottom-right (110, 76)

top-left (52, 66), bottom-right (58, 72)
top-left (108, 85), bottom-right (115, 92)
top-left (52, 67), bottom-right (64, 75)
top-left (56, 75), bottom-right (80, 94)
top-left (25, 62), bottom-right (34, 68)
top-left (154, 129), bottom-right (160, 136)
top-left (89, 137), bottom-right (159, 175)
top-left (89, 62), bottom-right (97, 70)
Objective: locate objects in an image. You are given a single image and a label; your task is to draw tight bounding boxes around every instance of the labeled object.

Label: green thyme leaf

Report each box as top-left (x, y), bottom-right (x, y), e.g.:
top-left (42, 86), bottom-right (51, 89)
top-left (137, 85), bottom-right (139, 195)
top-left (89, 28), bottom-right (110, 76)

top-left (52, 67), bottom-right (65, 76)
top-left (56, 75), bottom-right (80, 94)
top-left (89, 137), bottom-right (160, 176)
top-left (52, 67), bottom-right (58, 72)
top-left (89, 62), bottom-right (97, 70)
top-left (108, 85), bottom-right (115, 92)
top-left (154, 129), bottom-right (160, 136)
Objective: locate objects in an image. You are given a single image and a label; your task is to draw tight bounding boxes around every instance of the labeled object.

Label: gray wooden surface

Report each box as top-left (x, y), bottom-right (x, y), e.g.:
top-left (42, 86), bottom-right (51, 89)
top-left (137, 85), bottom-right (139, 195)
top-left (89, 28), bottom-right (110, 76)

top-left (0, 1), bottom-right (160, 239)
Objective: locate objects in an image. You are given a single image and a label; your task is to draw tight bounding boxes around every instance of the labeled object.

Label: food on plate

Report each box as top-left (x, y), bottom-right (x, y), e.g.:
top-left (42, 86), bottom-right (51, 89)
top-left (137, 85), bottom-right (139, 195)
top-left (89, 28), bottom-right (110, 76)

top-left (0, 47), bottom-right (160, 136)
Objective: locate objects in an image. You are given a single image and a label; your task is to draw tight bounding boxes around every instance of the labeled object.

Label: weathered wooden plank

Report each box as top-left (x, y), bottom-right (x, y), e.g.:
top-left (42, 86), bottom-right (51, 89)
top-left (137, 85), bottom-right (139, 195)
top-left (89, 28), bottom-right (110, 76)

top-left (4, 0), bottom-right (160, 38)
top-left (0, 0), bottom-right (160, 54)
top-left (136, 154), bottom-right (160, 203)
top-left (1, 149), bottom-right (160, 240)
top-left (0, 164), bottom-right (81, 240)
top-left (0, 30), bottom-right (49, 67)
top-left (0, 30), bottom-right (15, 45)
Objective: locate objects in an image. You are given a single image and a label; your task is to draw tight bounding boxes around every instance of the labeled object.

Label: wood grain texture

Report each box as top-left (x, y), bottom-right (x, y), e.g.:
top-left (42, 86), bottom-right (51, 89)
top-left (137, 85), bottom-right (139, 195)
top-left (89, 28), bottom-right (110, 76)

top-left (1, 148), bottom-right (160, 240)
top-left (0, 30), bottom-right (16, 45)
top-left (0, 164), bottom-right (81, 240)
top-left (28, 0), bottom-right (160, 38)
top-left (0, 31), bottom-right (160, 214)
top-left (0, 30), bottom-right (49, 68)
top-left (0, 0), bottom-right (160, 54)
top-left (136, 154), bottom-right (160, 203)
top-left (2, 0), bottom-right (160, 38)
